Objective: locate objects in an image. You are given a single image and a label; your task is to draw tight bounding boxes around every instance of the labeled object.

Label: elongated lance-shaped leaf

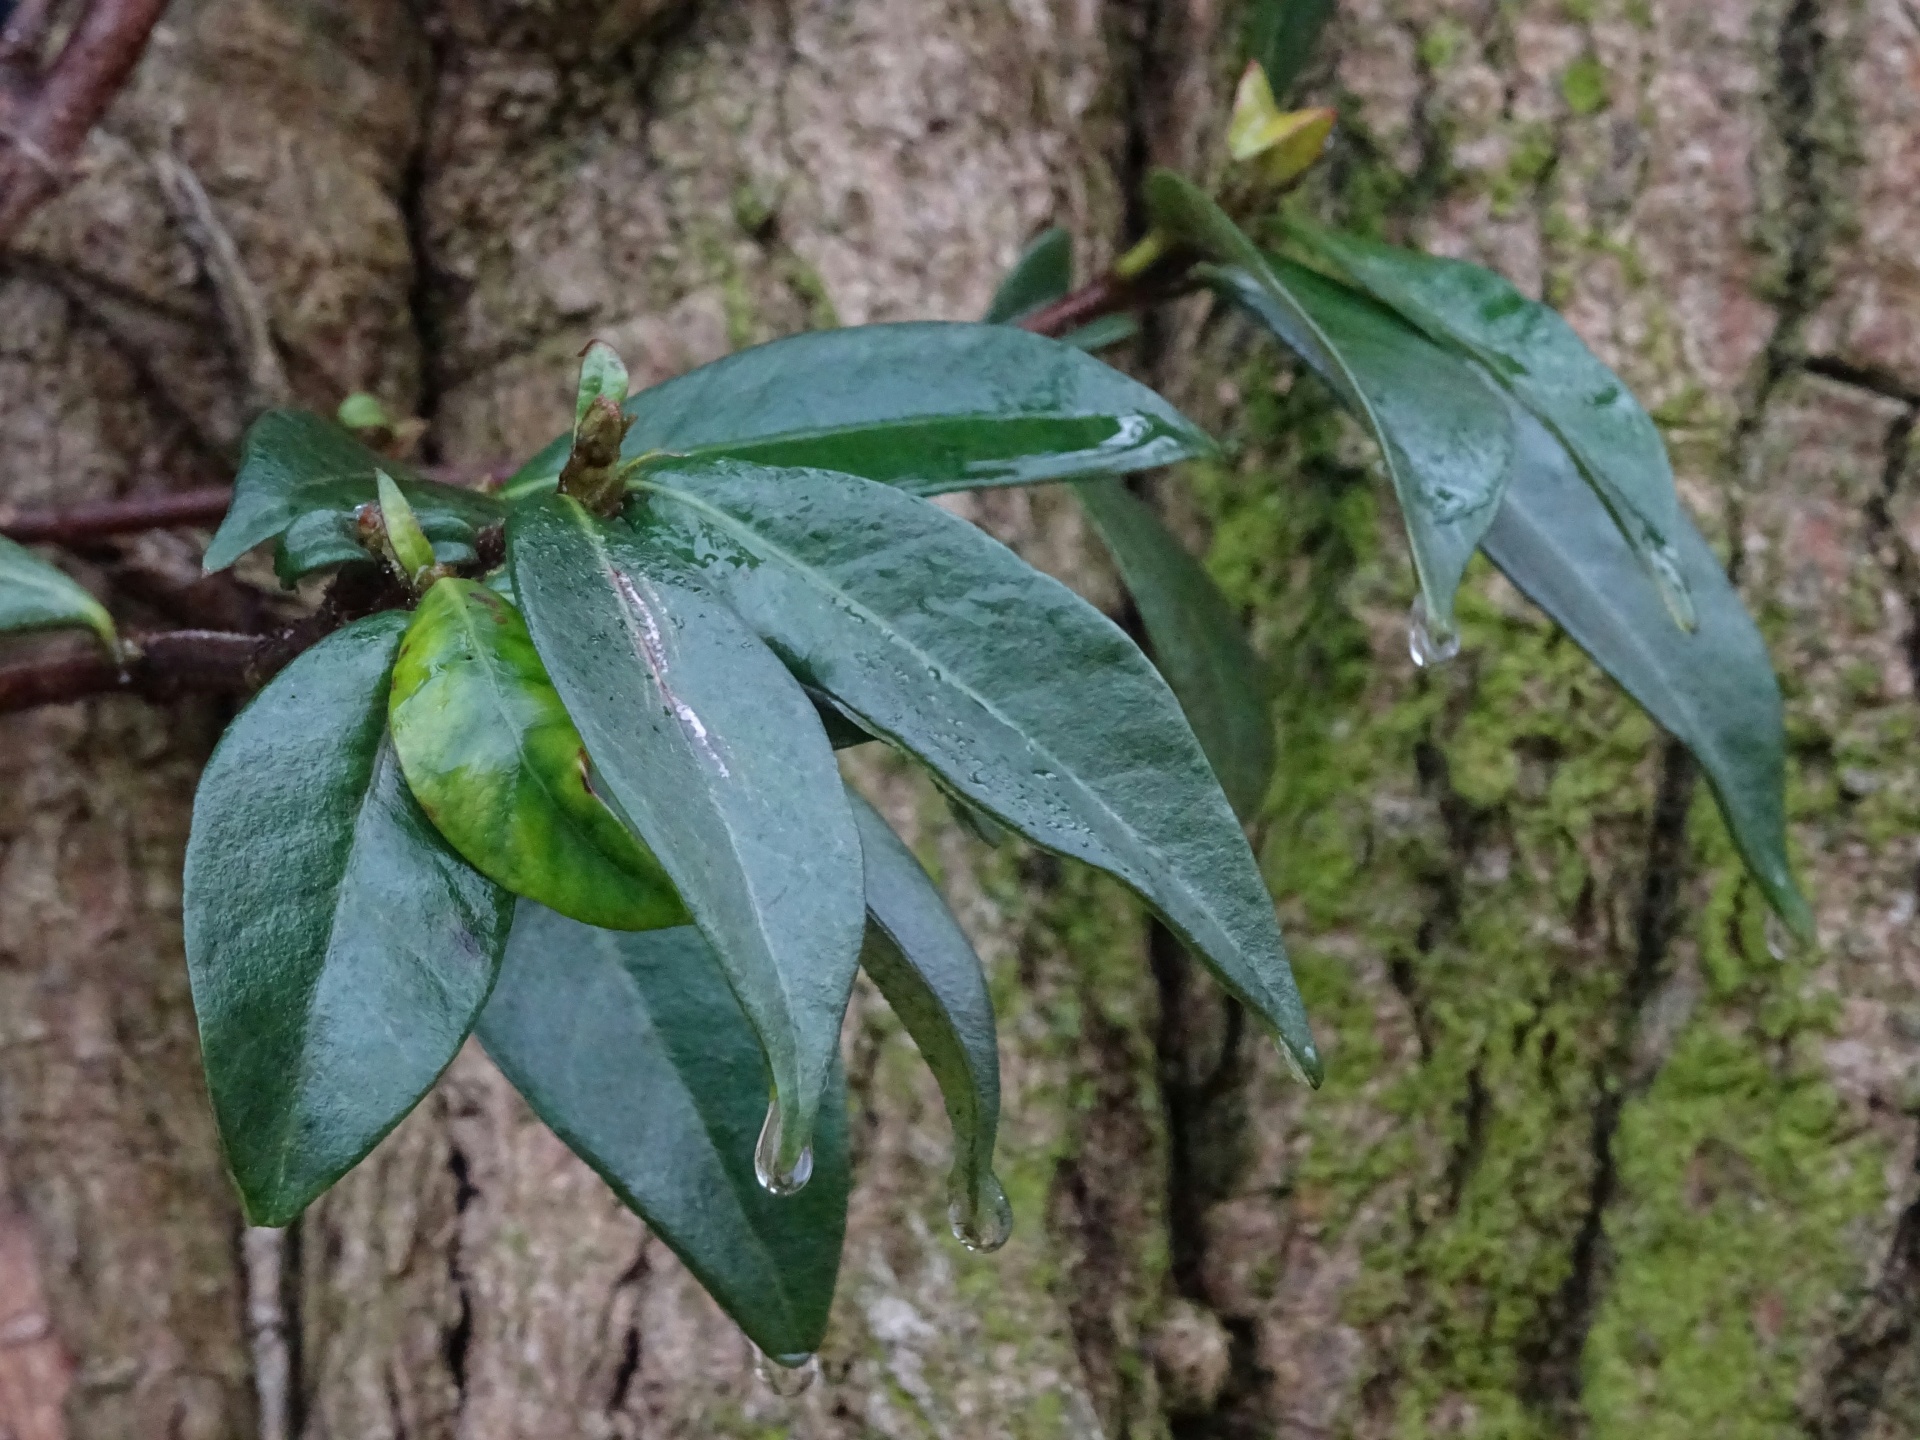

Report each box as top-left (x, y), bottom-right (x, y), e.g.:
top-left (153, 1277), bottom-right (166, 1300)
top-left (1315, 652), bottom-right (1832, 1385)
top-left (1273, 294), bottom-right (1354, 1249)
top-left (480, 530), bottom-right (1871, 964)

top-left (986, 227), bottom-right (1073, 323)
top-left (637, 460), bottom-right (1319, 1082)
top-left (846, 788), bottom-right (1009, 1251)
top-left (477, 907), bottom-right (849, 1358)
top-left (374, 470), bottom-right (436, 581)
top-left (1076, 481), bottom-right (1276, 820)
top-left (1145, 171), bottom-right (1512, 632)
top-left (183, 612), bottom-right (514, 1225)
top-left (1483, 406), bottom-right (1810, 933)
top-left (205, 410), bottom-right (501, 577)
top-left (389, 578), bottom-right (688, 932)
top-left (0, 535), bottom-right (115, 649)
top-left (506, 493), bottom-right (865, 1180)
top-left (498, 323), bottom-right (1215, 501)
top-left (1207, 257), bottom-right (1515, 635)
top-left (1289, 220), bottom-right (1697, 628)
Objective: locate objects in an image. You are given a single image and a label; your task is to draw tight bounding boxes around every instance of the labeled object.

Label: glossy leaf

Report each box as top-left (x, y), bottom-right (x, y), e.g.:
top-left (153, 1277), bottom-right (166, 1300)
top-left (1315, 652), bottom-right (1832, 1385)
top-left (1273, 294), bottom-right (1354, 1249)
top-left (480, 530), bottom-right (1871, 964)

top-left (498, 323), bottom-right (1214, 501)
top-left (1076, 481), bottom-right (1275, 820)
top-left (847, 789), bottom-right (1008, 1250)
top-left (639, 460), bottom-right (1319, 1081)
top-left (985, 227), bottom-right (1072, 323)
top-left (204, 410), bottom-right (500, 576)
top-left (389, 578), bottom-right (687, 931)
top-left (1246, 0), bottom-right (1336, 100)
top-left (183, 613), bottom-right (513, 1225)
top-left (1482, 407), bottom-right (1810, 933)
top-left (478, 906), bottom-right (848, 1357)
top-left (1207, 255), bottom-right (1515, 632)
top-left (0, 536), bottom-right (115, 649)
top-left (1290, 221), bottom-right (1697, 627)
top-left (506, 493), bottom-right (865, 1178)
top-left (575, 340), bottom-right (630, 430)
top-left (375, 469), bottom-right (436, 581)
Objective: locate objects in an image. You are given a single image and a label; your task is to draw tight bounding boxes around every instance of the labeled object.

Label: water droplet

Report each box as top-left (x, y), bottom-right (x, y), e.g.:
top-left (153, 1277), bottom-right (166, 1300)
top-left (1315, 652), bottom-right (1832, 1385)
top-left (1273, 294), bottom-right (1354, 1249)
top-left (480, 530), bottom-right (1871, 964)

top-left (946, 1169), bottom-right (1014, 1253)
top-left (1407, 596), bottom-right (1461, 669)
top-left (754, 1099), bottom-right (813, 1196)
top-left (754, 1349), bottom-right (819, 1396)
top-left (1646, 543), bottom-right (1698, 631)
top-left (1764, 911), bottom-right (1790, 962)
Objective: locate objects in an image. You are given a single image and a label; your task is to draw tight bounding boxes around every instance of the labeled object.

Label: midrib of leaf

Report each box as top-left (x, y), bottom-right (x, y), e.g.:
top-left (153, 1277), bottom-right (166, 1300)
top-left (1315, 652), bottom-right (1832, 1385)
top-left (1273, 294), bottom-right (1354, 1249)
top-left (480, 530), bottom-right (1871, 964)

top-left (642, 478), bottom-right (1254, 980)
top-left (559, 504), bottom-right (807, 1071)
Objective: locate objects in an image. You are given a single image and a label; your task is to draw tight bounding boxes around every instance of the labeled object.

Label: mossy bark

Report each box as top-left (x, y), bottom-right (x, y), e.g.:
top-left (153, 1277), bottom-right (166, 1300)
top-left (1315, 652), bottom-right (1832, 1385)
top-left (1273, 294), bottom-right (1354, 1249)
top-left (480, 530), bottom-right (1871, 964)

top-left (0, 1), bottom-right (1916, 1437)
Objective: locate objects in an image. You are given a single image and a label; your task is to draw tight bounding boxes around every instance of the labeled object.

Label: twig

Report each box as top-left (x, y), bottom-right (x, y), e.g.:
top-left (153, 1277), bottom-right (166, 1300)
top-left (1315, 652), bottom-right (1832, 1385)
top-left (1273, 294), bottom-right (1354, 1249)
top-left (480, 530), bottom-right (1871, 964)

top-left (0, 485), bottom-right (233, 543)
top-left (0, 0), bottom-right (172, 242)
top-left (1016, 246), bottom-right (1198, 340)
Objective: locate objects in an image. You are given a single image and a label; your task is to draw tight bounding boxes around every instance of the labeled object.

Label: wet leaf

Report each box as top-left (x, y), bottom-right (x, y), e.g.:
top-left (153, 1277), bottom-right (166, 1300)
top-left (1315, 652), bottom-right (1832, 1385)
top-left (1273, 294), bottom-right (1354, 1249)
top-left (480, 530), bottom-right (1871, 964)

top-left (641, 459), bottom-right (1318, 1082)
top-left (205, 410), bottom-right (500, 577)
top-left (389, 577), bottom-right (687, 932)
top-left (506, 493), bottom-right (865, 1179)
top-left (574, 340), bottom-right (630, 431)
top-left (1482, 406), bottom-right (1810, 933)
top-left (498, 323), bottom-right (1214, 501)
top-left (1290, 222), bottom-right (1697, 627)
top-left (477, 906), bottom-right (848, 1357)
top-left (1207, 253), bottom-right (1515, 632)
top-left (0, 536), bottom-right (115, 649)
top-left (183, 612), bottom-right (513, 1225)
top-left (985, 227), bottom-right (1073, 323)
top-left (1076, 481), bottom-right (1275, 820)
top-left (847, 788), bottom-right (1008, 1251)
top-left (375, 470), bottom-right (436, 581)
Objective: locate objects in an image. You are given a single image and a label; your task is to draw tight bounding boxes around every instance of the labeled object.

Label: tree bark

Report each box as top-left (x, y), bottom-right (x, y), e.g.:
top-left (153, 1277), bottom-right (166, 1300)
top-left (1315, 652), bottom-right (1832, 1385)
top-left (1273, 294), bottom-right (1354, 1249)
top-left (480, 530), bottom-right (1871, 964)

top-left (1, 1), bottom-right (1917, 1437)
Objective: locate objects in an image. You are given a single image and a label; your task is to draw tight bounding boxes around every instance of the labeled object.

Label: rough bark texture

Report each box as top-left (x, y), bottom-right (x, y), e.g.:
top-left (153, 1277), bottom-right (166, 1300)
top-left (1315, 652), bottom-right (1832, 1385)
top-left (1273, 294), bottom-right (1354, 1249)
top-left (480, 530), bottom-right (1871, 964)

top-left (0, 0), bottom-right (1916, 1437)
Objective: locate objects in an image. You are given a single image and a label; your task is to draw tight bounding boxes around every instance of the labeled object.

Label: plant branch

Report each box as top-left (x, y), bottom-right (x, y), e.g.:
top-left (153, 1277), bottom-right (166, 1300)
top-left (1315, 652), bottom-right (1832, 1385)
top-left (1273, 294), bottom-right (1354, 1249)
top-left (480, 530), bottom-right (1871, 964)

top-left (0, 485), bottom-right (234, 543)
top-left (0, 0), bottom-right (172, 243)
top-left (1015, 245), bottom-right (1198, 340)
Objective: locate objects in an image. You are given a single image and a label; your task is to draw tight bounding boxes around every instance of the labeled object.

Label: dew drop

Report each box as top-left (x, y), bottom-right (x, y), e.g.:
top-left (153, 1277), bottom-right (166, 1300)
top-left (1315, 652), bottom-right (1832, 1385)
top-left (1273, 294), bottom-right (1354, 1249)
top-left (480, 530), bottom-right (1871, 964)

top-left (946, 1169), bottom-right (1014, 1253)
top-left (754, 1100), bottom-right (814, 1196)
top-left (754, 1349), bottom-right (819, 1396)
top-left (1407, 596), bottom-right (1461, 669)
top-left (1647, 543), bottom-right (1698, 631)
top-left (1764, 911), bottom-right (1790, 962)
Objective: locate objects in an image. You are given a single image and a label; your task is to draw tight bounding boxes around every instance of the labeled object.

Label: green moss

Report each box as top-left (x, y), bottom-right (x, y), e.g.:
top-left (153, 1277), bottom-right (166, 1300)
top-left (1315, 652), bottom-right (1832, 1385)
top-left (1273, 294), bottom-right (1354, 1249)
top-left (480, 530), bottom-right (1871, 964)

top-left (1419, 19), bottom-right (1470, 71)
top-left (1562, 56), bottom-right (1610, 117)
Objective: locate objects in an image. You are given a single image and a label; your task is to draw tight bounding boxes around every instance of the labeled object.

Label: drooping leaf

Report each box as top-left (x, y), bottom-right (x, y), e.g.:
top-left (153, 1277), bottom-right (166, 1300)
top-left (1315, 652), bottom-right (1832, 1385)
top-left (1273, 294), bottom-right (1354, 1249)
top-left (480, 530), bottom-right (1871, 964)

top-left (846, 788), bottom-right (1008, 1250)
top-left (1206, 253), bottom-right (1515, 632)
top-left (506, 493), bottom-right (865, 1178)
top-left (0, 536), bottom-right (115, 649)
top-left (183, 612), bottom-right (513, 1225)
top-left (204, 410), bottom-right (500, 576)
top-left (985, 227), bottom-right (1073, 324)
top-left (1482, 407), bottom-right (1810, 933)
top-left (1076, 481), bottom-right (1275, 820)
top-left (1290, 221), bottom-right (1697, 627)
top-left (498, 323), bottom-right (1215, 501)
top-left (1246, 0), bottom-right (1337, 100)
top-left (389, 577), bottom-right (687, 932)
top-left (477, 906), bottom-right (848, 1357)
top-left (638, 459), bottom-right (1319, 1081)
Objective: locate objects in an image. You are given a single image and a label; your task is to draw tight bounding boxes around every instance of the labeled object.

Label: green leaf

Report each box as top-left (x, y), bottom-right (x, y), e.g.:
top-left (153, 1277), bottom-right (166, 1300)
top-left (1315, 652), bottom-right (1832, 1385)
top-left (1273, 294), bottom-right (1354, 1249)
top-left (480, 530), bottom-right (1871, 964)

top-left (1289, 221), bottom-right (1697, 628)
top-left (205, 410), bottom-right (500, 576)
top-left (477, 907), bottom-right (848, 1357)
top-left (1061, 313), bottom-right (1140, 352)
top-left (574, 340), bottom-right (630, 431)
top-left (846, 788), bottom-right (1008, 1251)
top-left (498, 323), bottom-right (1214, 501)
top-left (1075, 481), bottom-right (1275, 820)
top-left (1482, 407), bottom-right (1810, 933)
top-left (0, 536), bottom-right (115, 649)
top-left (1206, 255), bottom-right (1515, 633)
top-left (375, 469), bottom-right (436, 581)
top-left (639, 460), bottom-right (1319, 1082)
top-left (1247, 0), bottom-right (1336, 100)
top-left (506, 493), bottom-right (865, 1180)
top-left (985, 227), bottom-right (1072, 323)
top-left (183, 612), bottom-right (513, 1225)
top-left (389, 578), bottom-right (688, 932)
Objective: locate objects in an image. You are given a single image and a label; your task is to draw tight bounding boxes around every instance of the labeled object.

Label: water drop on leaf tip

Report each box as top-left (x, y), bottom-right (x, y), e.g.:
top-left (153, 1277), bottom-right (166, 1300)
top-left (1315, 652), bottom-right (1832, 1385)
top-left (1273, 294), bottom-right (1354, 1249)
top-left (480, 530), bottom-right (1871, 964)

top-left (754, 1349), bottom-right (819, 1396)
top-left (754, 1099), bottom-right (814, 1196)
top-left (947, 1169), bottom-right (1014, 1253)
top-left (1407, 596), bottom-right (1461, 669)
